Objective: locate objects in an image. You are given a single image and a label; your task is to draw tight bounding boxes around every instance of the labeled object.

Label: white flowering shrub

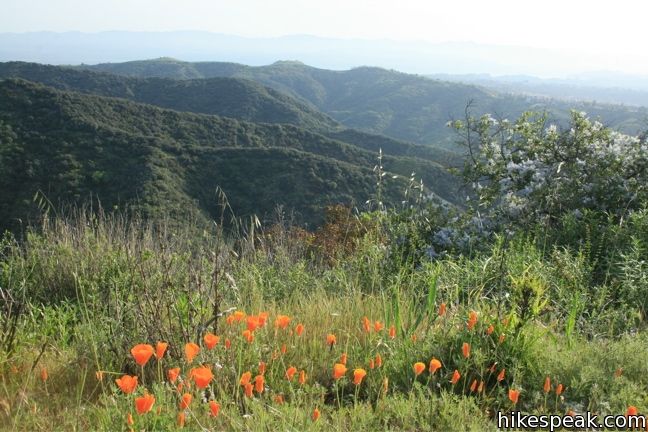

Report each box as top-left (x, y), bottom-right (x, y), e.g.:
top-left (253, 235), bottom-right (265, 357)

top-left (451, 111), bottom-right (648, 226)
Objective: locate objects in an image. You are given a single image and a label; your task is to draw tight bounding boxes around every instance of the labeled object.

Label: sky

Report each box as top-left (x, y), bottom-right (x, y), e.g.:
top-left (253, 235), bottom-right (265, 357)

top-left (3, 0), bottom-right (648, 74)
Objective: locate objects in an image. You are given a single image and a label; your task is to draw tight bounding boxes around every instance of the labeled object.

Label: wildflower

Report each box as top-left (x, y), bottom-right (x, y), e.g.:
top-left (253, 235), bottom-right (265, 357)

top-left (95, 370), bottom-right (104, 382)
top-left (626, 406), bottom-right (638, 416)
top-left (369, 359), bottom-right (375, 369)
top-left (167, 367), bottom-right (181, 383)
top-left (353, 368), bottom-right (367, 385)
top-left (155, 342), bottom-right (168, 360)
top-left (498, 334), bottom-right (506, 344)
top-left (451, 370), bottom-right (461, 385)
top-left (375, 353), bottom-right (383, 368)
top-left (478, 380), bottom-right (485, 393)
top-left (254, 375), bottom-right (265, 393)
top-left (232, 310), bottom-right (246, 322)
top-left (467, 311), bottom-right (478, 330)
top-left (274, 315), bottom-right (291, 329)
top-left (362, 316), bottom-right (371, 333)
top-left (134, 393), bottom-right (155, 415)
top-left (340, 353), bottom-right (348, 365)
top-left (115, 375), bottom-right (138, 394)
top-left (240, 371), bottom-right (252, 386)
top-left (470, 379), bottom-right (477, 392)
top-left (274, 394), bottom-right (284, 404)
top-left (333, 363), bottom-right (347, 380)
top-left (126, 412), bottom-right (134, 426)
top-left (295, 323), bottom-right (305, 336)
top-left (203, 333), bottom-right (220, 350)
top-left (40, 367), bottom-right (48, 382)
top-left (184, 343), bottom-right (200, 364)
top-left (179, 393), bottom-right (192, 410)
top-left (462, 342), bottom-right (470, 358)
top-left (326, 334), bottom-right (337, 347)
top-left (497, 369), bottom-right (506, 382)
top-left (247, 316), bottom-right (260, 332)
top-left (439, 303), bottom-right (447, 317)
top-left (177, 412), bottom-right (185, 428)
top-left (413, 362), bottom-right (426, 376)
top-left (298, 370), bottom-right (307, 385)
top-left (508, 389), bottom-right (520, 404)
top-left (259, 361), bottom-right (266, 375)
top-left (244, 382), bottom-right (253, 398)
top-left (556, 384), bottom-right (564, 395)
top-left (489, 363), bottom-right (497, 373)
top-left (374, 321), bottom-right (384, 332)
top-left (312, 407), bottom-right (321, 421)
top-left (190, 366), bottom-right (213, 389)
top-left (486, 325), bottom-right (494, 335)
top-left (567, 410), bottom-right (575, 417)
top-left (224, 338), bottom-right (231, 350)
top-left (543, 376), bottom-right (551, 393)
top-left (242, 329), bottom-right (254, 343)
top-left (429, 358), bottom-right (442, 374)
top-left (209, 401), bottom-right (220, 417)
top-left (389, 325), bottom-right (396, 339)
top-left (131, 344), bottom-right (155, 367)
top-left (281, 344), bottom-right (287, 354)
top-left (258, 312), bottom-right (269, 326)
top-left (286, 366), bottom-right (297, 381)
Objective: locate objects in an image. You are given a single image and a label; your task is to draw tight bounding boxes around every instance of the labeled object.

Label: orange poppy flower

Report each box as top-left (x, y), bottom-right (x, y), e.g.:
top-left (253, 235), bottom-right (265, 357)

top-left (242, 329), bottom-right (254, 343)
top-left (155, 342), bottom-right (168, 360)
top-left (312, 407), bottom-right (321, 421)
top-left (486, 325), bottom-right (495, 335)
top-left (280, 343), bottom-right (287, 354)
top-left (298, 370), bottom-right (307, 385)
top-left (225, 338), bottom-right (231, 350)
top-left (626, 406), bottom-right (638, 416)
top-left (353, 368), bottom-right (367, 385)
top-left (413, 362), bottom-right (426, 376)
top-left (115, 375), bottom-right (138, 394)
top-left (497, 369), bottom-right (506, 382)
top-left (134, 393), bottom-right (155, 414)
top-left (258, 312), bottom-right (269, 327)
top-left (462, 342), bottom-right (471, 358)
top-left (543, 376), bottom-right (551, 393)
top-left (203, 333), bottom-right (220, 350)
top-left (209, 400), bottom-right (221, 417)
top-left (274, 394), bottom-right (285, 404)
top-left (240, 371), bottom-right (252, 386)
top-left (274, 315), bottom-right (291, 329)
top-left (362, 316), bottom-right (371, 333)
top-left (340, 353), bottom-right (348, 365)
top-left (438, 303), bottom-right (447, 317)
top-left (489, 362), bottom-right (497, 373)
top-left (127, 412), bottom-right (134, 425)
top-left (190, 366), bottom-right (213, 389)
top-left (295, 323), bottom-right (305, 336)
top-left (389, 325), bottom-right (396, 339)
top-left (232, 310), bottom-right (246, 322)
top-left (327, 334), bottom-right (337, 346)
top-left (259, 361), bottom-right (266, 375)
top-left (255, 374), bottom-right (265, 393)
top-left (499, 334), bottom-right (506, 344)
top-left (179, 393), bottom-right (192, 410)
top-left (184, 342), bottom-right (200, 364)
top-left (451, 369), bottom-right (461, 385)
top-left (246, 316), bottom-right (260, 332)
top-left (566, 409), bottom-right (575, 417)
top-left (40, 367), bottom-right (48, 382)
top-left (429, 358), bottom-right (442, 374)
top-left (286, 366), bottom-right (297, 381)
top-left (131, 344), bottom-right (155, 367)
top-left (333, 363), bottom-right (347, 380)
top-left (556, 384), bottom-right (564, 395)
top-left (167, 367), bottom-right (180, 383)
top-left (467, 311), bottom-right (478, 330)
top-left (177, 412), bottom-right (186, 428)
top-left (508, 389), bottom-right (520, 404)
top-left (244, 382), bottom-right (253, 398)
top-left (375, 353), bottom-right (383, 368)
top-left (374, 321), bottom-right (384, 332)
top-left (369, 359), bottom-right (375, 369)
top-left (470, 379), bottom-right (478, 392)
top-left (478, 380), bottom-right (485, 393)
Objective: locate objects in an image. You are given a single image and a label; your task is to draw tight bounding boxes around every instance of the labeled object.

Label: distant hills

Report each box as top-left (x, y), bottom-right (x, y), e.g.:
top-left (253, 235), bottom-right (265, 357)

top-left (79, 58), bottom-right (648, 147)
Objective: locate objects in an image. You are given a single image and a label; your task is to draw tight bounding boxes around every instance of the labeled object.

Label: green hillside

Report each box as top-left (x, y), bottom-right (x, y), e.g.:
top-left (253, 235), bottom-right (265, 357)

top-left (0, 79), bottom-right (457, 231)
top-left (80, 58), bottom-right (648, 147)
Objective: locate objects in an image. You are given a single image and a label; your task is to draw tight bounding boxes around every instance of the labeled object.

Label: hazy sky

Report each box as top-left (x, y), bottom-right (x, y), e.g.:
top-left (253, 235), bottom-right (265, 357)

top-left (3, 0), bottom-right (648, 73)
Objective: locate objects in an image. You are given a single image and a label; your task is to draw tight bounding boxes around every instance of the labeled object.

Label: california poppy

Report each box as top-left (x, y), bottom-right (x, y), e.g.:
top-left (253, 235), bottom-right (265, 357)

top-left (184, 342), bottom-right (200, 364)
top-left (295, 323), bottom-right (305, 336)
top-left (224, 338), bottom-right (231, 350)
top-left (246, 315), bottom-right (260, 332)
top-left (375, 353), bottom-right (382, 368)
top-left (438, 303), bottom-right (447, 317)
top-left (274, 394), bottom-right (284, 404)
top-left (413, 362), bottom-right (426, 376)
top-left (155, 342), bottom-right (168, 360)
top-left (499, 334), bottom-right (506, 344)
top-left (190, 366), bottom-right (213, 389)
top-left (242, 329), bottom-right (254, 343)
top-left (209, 401), bottom-right (220, 417)
top-left (274, 315), bottom-right (291, 329)
top-left (626, 406), bottom-right (638, 416)
top-left (486, 325), bottom-right (494, 335)
top-left (244, 382), bottom-right (253, 398)
top-left (497, 368), bottom-right (506, 382)
top-left (259, 361), bottom-right (266, 375)
top-left (451, 369), bottom-right (461, 385)
top-left (369, 359), bottom-right (375, 369)
top-left (167, 367), bottom-right (180, 383)
top-left (462, 342), bottom-right (470, 358)
top-left (312, 407), bottom-right (321, 421)
top-left (254, 374), bottom-right (265, 393)
top-left (353, 368), bottom-right (367, 385)
top-left (333, 363), bottom-right (347, 380)
top-left (556, 384), bottom-right (564, 395)
top-left (362, 316), bottom-right (371, 333)
top-left (543, 376), bottom-right (551, 393)
top-left (135, 393), bottom-right (155, 414)
top-left (177, 412), bottom-right (185, 428)
top-left (179, 393), bottom-right (192, 410)
top-left (508, 389), bottom-right (520, 404)
top-left (389, 325), bottom-right (396, 339)
top-left (326, 334), bottom-right (337, 347)
top-left (470, 379), bottom-right (477, 392)
top-left (286, 366), bottom-right (297, 381)
top-left (298, 370), bottom-right (307, 385)
top-left (40, 367), bottom-right (48, 382)
top-left (232, 310), bottom-right (246, 322)
top-left (240, 371), bottom-right (252, 386)
top-left (131, 344), bottom-right (155, 367)
top-left (258, 312), bottom-right (269, 327)
top-left (374, 321), bottom-right (384, 332)
top-left (429, 358), bottom-right (442, 374)
top-left (467, 311), bottom-right (478, 330)
top-left (478, 380), bottom-right (484, 393)
top-left (127, 412), bottom-right (134, 426)
top-left (340, 353), bottom-right (348, 365)
top-left (203, 333), bottom-right (220, 350)
top-left (115, 375), bottom-right (138, 394)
